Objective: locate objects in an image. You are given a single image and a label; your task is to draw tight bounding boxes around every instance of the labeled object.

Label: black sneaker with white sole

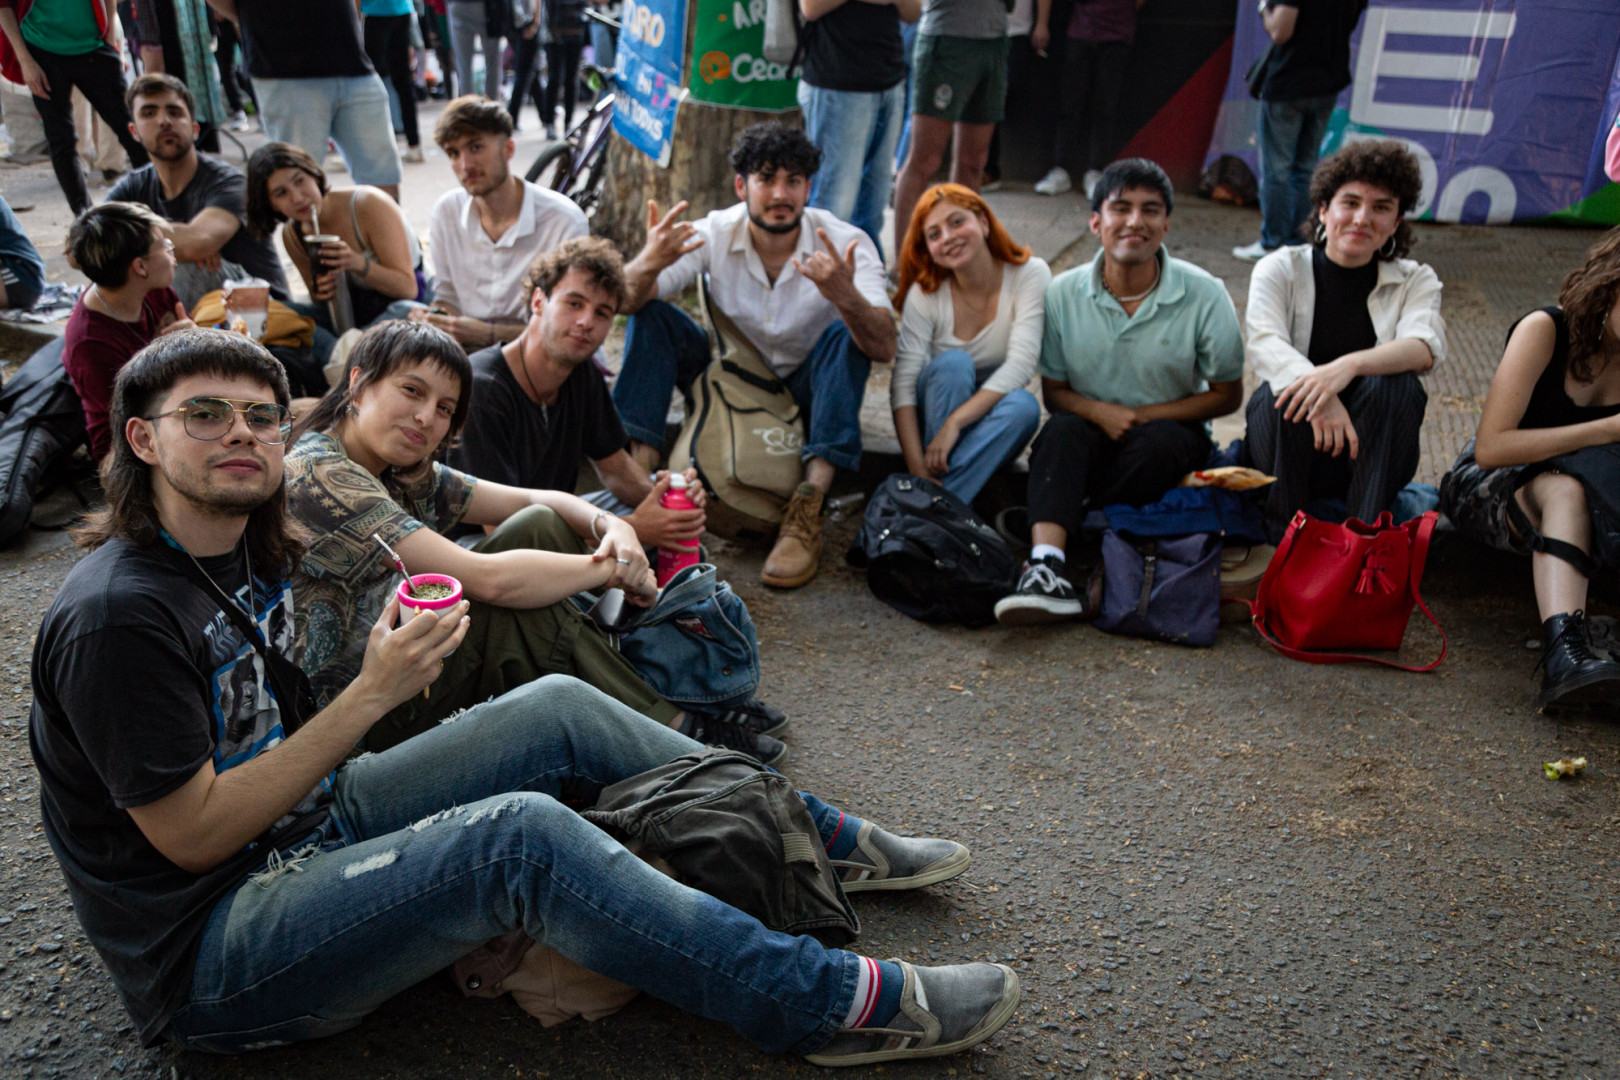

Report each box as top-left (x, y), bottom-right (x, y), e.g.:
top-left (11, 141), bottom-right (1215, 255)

top-left (679, 711), bottom-right (788, 767)
top-left (993, 554), bottom-right (1082, 626)
top-left (715, 698), bottom-right (790, 738)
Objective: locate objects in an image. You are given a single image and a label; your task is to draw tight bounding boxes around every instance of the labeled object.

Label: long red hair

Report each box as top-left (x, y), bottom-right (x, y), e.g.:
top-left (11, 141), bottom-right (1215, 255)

top-left (893, 183), bottom-right (1031, 312)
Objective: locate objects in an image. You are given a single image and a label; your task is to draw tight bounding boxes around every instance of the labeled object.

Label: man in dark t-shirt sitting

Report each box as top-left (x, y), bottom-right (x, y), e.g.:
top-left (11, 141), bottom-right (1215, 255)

top-left (796, 0), bottom-right (920, 253)
top-left (108, 74), bottom-right (291, 308)
top-left (30, 328), bottom-right (1012, 1062)
top-left (453, 237), bottom-right (708, 552)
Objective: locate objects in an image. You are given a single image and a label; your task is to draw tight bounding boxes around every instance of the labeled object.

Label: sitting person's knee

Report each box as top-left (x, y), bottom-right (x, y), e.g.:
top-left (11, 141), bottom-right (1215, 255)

top-left (1523, 471), bottom-right (1587, 515)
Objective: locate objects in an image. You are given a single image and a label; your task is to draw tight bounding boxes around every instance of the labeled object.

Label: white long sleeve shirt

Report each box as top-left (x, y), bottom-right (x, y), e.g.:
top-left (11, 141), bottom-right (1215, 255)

top-left (1245, 244), bottom-right (1447, 394)
top-left (891, 257), bottom-right (1051, 409)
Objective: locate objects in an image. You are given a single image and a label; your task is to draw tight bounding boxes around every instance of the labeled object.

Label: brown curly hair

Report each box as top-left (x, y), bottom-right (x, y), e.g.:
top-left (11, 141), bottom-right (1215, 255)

top-left (1304, 140), bottom-right (1424, 259)
top-left (521, 236), bottom-right (628, 309)
top-left (1558, 226), bottom-right (1620, 383)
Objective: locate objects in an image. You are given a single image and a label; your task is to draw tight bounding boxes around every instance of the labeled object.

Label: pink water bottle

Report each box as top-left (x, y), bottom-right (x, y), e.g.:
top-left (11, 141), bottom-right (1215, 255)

top-left (656, 474), bottom-right (701, 586)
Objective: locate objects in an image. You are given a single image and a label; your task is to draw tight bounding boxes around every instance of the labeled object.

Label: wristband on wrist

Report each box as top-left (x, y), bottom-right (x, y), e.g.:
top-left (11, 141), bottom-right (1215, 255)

top-left (590, 510), bottom-right (609, 541)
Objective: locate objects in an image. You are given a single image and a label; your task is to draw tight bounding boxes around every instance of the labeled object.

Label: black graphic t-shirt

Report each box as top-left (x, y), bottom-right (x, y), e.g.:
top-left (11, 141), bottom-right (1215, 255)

top-left (30, 536), bottom-right (331, 1046)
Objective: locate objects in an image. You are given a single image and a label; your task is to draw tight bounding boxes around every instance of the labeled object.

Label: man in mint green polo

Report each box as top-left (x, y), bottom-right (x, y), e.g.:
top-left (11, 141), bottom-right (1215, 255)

top-left (996, 158), bottom-right (1244, 626)
top-left (0, 0), bottom-right (149, 215)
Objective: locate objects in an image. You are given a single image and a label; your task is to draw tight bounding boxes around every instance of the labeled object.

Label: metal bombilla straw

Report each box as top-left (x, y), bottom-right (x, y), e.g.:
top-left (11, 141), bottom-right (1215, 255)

top-left (373, 534), bottom-right (437, 700)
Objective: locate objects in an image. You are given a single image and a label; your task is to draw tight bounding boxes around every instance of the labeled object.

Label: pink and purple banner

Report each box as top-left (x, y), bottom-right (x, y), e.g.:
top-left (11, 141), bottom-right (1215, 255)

top-left (1204, 0), bottom-right (1620, 225)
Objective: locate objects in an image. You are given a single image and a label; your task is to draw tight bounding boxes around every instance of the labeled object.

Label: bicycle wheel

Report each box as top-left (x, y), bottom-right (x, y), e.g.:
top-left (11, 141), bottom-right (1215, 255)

top-left (526, 142), bottom-right (574, 188)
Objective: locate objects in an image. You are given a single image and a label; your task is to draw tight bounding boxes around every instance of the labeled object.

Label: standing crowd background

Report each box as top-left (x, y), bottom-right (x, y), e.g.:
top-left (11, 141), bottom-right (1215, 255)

top-left (1, 0), bottom-right (1618, 1072)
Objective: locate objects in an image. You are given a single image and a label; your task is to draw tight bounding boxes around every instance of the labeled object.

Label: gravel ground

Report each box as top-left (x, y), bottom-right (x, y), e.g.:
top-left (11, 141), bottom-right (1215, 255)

top-left (1, 519), bottom-right (1617, 1080)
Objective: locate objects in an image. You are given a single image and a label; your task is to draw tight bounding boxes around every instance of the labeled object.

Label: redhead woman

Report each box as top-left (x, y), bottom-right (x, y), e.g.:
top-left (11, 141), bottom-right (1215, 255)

top-left (892, 183), bottom-right (1048, 503)
top-left (1242, 139), bottom-right (1446, 540)
top-left (246, 142), bottom-right (428, 330)
top-left (1440, 230), bottom-right (1620, 711)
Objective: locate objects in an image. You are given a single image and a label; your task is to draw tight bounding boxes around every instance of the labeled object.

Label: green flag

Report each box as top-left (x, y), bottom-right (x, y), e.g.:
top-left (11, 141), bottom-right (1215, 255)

top-left (687, 0), bottom-right (799, 112)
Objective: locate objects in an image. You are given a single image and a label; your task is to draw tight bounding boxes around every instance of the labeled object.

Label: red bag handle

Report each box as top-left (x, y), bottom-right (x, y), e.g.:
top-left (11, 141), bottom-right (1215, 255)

top-left (1249, 511), bottom-right (1448, 672)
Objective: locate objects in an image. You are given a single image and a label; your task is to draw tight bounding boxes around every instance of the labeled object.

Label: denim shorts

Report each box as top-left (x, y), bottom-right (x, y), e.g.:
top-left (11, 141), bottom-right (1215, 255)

top-left (911, 34), bottom-right (1008, 125)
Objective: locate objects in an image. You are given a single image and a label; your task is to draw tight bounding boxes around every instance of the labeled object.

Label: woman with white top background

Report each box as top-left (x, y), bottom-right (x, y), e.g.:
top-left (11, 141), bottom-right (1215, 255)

top-left (891, 183), bottom-right (1050, 503)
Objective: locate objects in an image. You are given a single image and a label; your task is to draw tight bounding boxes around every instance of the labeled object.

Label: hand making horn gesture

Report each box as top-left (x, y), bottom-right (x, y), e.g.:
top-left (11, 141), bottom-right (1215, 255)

top-left (793, 228), bottom-right (860, 300)
top-left (642, 199), bottom-right (705, 270)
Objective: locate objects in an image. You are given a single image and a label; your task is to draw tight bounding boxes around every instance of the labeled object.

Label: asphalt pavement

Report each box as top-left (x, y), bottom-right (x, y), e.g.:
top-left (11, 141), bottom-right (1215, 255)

top-left (0, 101), bottom-right (1617, 1080)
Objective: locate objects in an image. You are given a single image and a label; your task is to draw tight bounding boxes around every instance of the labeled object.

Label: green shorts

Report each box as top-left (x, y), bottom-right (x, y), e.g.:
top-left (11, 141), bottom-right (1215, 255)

top-left (911, 34), bottom-right (1009, 125)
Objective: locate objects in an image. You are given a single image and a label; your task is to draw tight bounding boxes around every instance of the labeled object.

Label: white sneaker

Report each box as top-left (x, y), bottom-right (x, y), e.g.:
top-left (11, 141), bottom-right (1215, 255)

top-left (402, 145), bottom-right (425, 164)
top-left (1082, 169), bottom-right (1104, 199)
top-left (1033, 167), bottom-right (1072, 196)
top-left (1232, 240), bottom-right (1272, 261)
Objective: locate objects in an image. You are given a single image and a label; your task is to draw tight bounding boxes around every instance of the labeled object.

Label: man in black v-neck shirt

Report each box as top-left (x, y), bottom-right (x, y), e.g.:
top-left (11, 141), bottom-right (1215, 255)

top-left (452, 238), bottom-right (708, 549)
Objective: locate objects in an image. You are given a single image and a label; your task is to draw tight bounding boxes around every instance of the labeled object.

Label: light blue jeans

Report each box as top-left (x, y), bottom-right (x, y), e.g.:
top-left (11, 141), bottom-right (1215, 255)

top-left (166, 676), bottom-right (860, 1055)
top-left (917, 349), bottom-right (1041, 503)
top-left (253, 75), bottom-right (403, 187)
top-left (797, 79), bottom-right (907, 255)
top-left (1257, 94), bottom-right (1336, 250)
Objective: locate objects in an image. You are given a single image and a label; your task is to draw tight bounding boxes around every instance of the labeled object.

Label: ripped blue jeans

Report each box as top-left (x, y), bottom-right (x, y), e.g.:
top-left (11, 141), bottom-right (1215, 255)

top-left (166, 676), bottom-right (860, 1055)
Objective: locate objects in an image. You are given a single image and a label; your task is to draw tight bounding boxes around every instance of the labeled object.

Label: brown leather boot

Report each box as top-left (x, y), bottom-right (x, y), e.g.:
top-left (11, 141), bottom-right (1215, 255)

top-left (761, 483), bottom-right (825, 588)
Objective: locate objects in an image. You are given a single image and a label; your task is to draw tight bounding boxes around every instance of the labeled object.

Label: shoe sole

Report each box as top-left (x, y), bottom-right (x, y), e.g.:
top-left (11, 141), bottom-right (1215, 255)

top-left (1538, 668), bottom-right (1620, 711)
top-left (840, 847), bottom-right (970, 893)
top-left (761, 564), bottom-right (820, 589)
top-left (994, 595), bottom-right (1081, 626)
top-left (804, 965), bottom-right (1021, 1066)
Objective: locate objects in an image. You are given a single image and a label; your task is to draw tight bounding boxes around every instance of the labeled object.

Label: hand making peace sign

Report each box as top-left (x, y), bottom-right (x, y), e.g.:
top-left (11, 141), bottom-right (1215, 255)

top-left (641, 199), bottom-right (706, 272)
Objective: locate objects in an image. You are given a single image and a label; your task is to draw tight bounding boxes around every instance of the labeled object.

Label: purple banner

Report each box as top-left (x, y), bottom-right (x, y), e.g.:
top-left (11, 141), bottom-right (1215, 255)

top-left (1205, 0), bottom-right (1620, 224)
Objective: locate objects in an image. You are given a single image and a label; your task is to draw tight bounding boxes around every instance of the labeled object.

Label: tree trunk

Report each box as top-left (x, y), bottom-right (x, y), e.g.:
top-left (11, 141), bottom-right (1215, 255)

top-left (598, 103), bottom-right (803, 252)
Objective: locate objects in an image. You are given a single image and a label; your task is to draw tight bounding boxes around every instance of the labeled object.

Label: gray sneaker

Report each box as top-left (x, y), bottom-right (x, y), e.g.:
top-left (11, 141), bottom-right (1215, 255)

top-left (831, 821), bottom-right (970, 892)
top-left (804, 960), bottom-right (1020, 1066)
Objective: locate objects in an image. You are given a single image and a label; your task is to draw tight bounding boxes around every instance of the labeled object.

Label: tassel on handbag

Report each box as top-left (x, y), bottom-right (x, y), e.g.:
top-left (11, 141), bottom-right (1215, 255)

top-left (1249, 510), bottom-right (1447, 671)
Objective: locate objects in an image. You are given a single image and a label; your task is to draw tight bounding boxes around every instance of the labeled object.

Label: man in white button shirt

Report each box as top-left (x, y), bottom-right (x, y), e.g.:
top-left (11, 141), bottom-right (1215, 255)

top-left (416, 96), bottom-right (588, 349)
top-left (616, 123), bottom-right (897, 589)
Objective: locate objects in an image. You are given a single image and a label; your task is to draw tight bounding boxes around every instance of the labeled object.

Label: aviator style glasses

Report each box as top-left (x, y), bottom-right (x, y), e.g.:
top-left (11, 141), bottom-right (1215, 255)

top-left (144, 397), bottom-right (295, 445)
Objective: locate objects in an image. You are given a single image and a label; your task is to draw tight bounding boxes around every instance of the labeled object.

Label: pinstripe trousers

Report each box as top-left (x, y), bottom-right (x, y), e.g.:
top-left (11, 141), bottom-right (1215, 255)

top-left (1244, 372), bottom-right (1427, 541)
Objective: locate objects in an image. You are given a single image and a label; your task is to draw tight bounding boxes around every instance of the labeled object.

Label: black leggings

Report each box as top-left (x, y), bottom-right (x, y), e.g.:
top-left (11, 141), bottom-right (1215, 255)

top-left (1052, 38), bottom-right (1130, 176)
top-left (27, 44), bottom-right (150, 215)
top-left (543, 37), bottom-right (585, 125)
top-left (364, 12), bottom-right (420, 147)
top-left (1027, 412), bottom-right (1211, 537)
top-left (212, 12), bottom-right (257, 114)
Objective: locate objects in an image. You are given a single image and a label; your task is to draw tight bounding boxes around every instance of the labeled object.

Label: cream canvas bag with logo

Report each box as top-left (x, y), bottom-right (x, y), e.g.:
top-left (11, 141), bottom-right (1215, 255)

top-left (669, 277), bottom-right (807, 545)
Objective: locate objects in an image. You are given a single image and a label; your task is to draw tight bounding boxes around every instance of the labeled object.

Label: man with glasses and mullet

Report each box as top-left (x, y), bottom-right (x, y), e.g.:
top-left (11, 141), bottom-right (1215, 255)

top-left (63, 202), bottom-right (197, 461)
top-left (30, 327), bottom-right (1019, 1067)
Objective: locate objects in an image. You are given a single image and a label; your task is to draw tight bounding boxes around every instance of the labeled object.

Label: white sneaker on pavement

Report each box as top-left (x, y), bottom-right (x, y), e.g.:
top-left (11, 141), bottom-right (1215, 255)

top-left (1033, 167), bottom-right (1072, 196)
top-left (1232, 240), bottom-right (1272, 261)
top-left (1082, 169), bottom-right (1104, 199)
top-left (402, 145), bottom-right (425, 163)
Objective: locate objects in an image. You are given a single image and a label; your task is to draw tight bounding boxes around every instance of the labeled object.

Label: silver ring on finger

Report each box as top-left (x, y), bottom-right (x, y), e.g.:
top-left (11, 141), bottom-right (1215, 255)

top-left (616, 557), bottom-right (631, 565)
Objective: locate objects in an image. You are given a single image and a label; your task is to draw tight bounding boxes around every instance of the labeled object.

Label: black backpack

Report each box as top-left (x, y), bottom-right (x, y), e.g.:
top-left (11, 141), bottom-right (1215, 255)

top-left (847, 474), bottom-right (1020, 626)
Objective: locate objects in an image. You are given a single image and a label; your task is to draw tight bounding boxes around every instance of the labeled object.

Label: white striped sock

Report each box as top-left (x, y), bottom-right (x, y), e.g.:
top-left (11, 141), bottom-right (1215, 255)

top-left (841, 956), bottom-right (882, 1028)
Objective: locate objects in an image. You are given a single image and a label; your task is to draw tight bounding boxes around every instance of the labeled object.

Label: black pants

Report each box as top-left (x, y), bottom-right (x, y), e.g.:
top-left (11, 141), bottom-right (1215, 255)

top-left (1027, 413), bottom-right (1211, 537)
top-left (28, 44), bottom-right (150, 215)
top-left (1052, 38), bottom-right (1129, 177)
top-left (1244, 372), bottom-right (1427, 541)
top-left (543, 36), bottom-right (585, 125)
top-left (212, 12), bottom-right (256, 114)
top-left (508, 32), bottom-right (545, 128)
top-left (364, 12), bottom-right (420, 147)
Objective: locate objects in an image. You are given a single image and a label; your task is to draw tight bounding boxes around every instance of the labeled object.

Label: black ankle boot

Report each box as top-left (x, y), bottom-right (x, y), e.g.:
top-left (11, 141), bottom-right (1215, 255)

top-left (1537, 611), bottom-right (1620, 709)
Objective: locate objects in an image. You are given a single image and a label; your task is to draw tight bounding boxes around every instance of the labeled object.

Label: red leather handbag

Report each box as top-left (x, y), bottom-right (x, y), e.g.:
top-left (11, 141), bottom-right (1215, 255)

top-left (1249, 510), bottom-right (1447, 671)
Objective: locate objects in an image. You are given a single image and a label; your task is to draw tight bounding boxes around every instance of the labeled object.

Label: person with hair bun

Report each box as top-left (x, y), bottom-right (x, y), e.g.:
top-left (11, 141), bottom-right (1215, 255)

top-left (1440, 230), bottom-right (1620, 711)
top-left (892, 183), bottom-right (1047, 502)
top-left (1242, 138), bottom-right (1446, 540)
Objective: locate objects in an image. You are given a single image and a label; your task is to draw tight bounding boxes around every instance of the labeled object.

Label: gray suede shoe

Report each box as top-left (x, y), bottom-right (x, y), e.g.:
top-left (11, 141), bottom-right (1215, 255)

top-left (831, 821), bottom-right (970, 892)
top-left (804, 960), bottom-right (1020, 1066)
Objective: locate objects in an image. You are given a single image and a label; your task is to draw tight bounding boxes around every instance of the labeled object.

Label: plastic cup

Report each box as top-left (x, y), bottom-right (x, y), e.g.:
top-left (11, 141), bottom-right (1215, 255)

top-left (222, 278), bottom-right (270, 340)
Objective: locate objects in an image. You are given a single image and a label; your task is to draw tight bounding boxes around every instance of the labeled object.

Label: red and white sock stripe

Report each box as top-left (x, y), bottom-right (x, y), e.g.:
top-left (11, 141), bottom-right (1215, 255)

top-left (841, 956), bottom-right (883, 1029)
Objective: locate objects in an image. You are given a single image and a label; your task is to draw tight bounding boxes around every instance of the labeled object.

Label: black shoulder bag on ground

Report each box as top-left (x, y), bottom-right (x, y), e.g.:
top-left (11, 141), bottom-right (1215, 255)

top-left (171, 554), bottom-right (318, 735)
top-left (847, 474), bottom-right (1021, 626)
